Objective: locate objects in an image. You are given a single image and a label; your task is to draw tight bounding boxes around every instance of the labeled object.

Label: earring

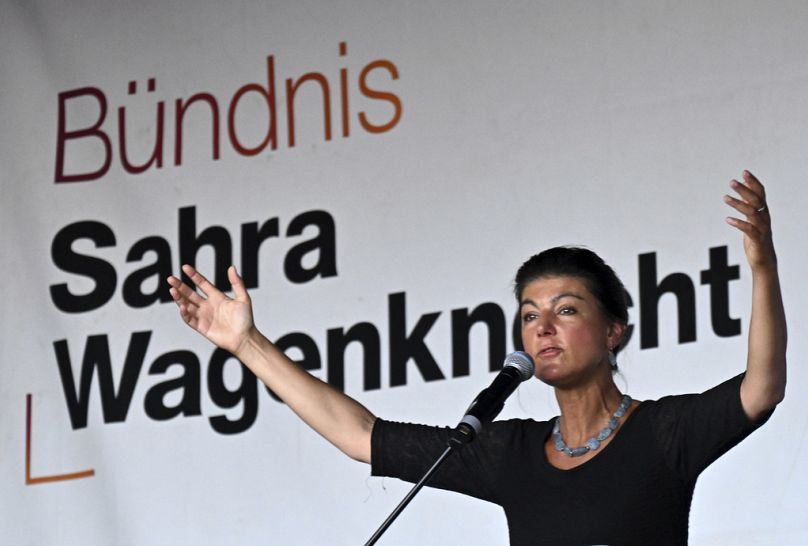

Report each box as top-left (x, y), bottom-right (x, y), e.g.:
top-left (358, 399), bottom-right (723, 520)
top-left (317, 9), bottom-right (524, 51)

top-left (607, 348), bottom-right (618, 369)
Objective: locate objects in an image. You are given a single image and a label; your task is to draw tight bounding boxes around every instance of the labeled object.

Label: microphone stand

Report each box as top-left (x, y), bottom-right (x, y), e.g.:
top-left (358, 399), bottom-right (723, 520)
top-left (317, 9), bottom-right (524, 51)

top-left (363, 427), bottom-right (473, 546)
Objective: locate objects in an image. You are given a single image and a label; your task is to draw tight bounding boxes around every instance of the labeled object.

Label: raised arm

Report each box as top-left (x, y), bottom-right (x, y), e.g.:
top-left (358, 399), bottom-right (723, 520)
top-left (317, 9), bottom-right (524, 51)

top-left (167, 264), bottom-right (376, 463)
top-left (724, 170), bottom-right (787, 422)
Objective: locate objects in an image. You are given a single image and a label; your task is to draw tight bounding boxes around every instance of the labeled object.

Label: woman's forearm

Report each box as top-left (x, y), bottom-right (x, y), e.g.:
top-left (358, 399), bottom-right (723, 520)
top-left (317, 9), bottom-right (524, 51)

top-left (237, 328), bottom-right (377, 463)
top-left (741, 265), bottom-right (787, 421)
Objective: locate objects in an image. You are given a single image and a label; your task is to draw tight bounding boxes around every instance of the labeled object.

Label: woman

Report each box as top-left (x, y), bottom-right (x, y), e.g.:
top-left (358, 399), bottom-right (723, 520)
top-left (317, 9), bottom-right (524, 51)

top-left (167, 171), bottom-right (786, 544)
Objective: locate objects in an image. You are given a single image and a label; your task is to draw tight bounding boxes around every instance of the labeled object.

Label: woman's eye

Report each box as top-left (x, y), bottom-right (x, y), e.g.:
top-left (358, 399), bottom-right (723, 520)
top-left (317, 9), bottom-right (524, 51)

top-left (522, 313), bottom-right (537, 323)
top-left (559, 307), bottom-right (576, 315)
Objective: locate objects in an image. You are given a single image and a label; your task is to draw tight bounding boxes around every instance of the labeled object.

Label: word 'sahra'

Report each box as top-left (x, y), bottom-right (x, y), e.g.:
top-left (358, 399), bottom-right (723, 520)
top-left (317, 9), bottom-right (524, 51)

top-left (50, 206), bottom-right (337, 313)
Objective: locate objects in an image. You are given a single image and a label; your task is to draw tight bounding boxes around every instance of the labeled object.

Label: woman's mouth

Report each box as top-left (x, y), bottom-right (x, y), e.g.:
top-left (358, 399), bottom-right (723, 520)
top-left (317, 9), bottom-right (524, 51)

top-left (538, 347), bottom-right (562, 358)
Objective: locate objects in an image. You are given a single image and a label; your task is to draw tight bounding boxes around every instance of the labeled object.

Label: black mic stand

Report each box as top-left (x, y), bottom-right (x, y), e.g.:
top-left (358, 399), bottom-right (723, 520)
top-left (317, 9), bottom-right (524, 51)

top-left (363, 425), bottom-right (476, 546)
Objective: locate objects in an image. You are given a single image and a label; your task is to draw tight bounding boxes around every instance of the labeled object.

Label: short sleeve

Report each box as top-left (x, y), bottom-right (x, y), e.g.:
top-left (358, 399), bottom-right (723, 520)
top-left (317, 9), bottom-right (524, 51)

top-left (370, 419), bottom-right (524, 504)
top-left (653, 374), bottom-right (773, 482)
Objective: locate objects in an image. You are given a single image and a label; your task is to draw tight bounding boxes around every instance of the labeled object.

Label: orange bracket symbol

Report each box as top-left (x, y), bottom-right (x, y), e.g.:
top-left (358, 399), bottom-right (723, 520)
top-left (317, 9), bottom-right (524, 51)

top-left (26, 393), bottom-right (95, 485)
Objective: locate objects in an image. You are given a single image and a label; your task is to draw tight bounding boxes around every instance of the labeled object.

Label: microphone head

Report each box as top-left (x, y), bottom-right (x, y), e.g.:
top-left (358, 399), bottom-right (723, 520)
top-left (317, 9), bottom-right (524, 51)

top-left (503, 351), bottom-right (535, 381)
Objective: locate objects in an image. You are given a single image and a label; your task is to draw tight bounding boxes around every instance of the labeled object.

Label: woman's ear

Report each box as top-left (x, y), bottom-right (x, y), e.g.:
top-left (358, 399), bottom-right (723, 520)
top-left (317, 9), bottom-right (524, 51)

top-left (607, 321), bottom-right (626, 350)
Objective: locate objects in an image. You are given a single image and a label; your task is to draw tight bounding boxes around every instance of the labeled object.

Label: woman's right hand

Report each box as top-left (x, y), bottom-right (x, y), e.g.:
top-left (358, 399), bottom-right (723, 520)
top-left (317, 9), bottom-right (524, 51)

top-left (167, 264), bottom-right (255, 356)
top-left (168, 264), bottom-right (376, 463)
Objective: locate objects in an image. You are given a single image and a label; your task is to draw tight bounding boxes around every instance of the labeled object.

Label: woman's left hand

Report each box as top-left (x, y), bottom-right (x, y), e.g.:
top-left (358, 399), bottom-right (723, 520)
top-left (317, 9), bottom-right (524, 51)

top-left (724, 170), bottom-right (787, 421)
top-left (723, 170), bottom-right (777, 272)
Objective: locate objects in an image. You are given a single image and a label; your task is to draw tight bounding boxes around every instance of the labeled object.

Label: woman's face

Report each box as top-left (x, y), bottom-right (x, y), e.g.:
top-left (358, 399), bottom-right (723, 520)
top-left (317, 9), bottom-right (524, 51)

top-left (520, 276), bottom-right (623, 388)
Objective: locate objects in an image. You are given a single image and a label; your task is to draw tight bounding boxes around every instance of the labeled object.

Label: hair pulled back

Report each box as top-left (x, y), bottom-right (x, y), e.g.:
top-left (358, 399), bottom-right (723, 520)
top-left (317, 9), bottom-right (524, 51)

top-left (514, 246), bottom-right (630, 358)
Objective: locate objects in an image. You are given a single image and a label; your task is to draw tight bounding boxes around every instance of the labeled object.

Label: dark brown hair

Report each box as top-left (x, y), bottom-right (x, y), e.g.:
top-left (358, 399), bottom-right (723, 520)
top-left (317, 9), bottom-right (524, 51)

top-left (515, 246), bottom-right (630, 357)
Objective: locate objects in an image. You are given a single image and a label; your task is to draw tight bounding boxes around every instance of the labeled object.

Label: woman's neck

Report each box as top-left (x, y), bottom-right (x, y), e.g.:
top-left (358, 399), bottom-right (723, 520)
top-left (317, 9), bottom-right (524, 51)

top-left (554, 375), bottom-right (623, 445)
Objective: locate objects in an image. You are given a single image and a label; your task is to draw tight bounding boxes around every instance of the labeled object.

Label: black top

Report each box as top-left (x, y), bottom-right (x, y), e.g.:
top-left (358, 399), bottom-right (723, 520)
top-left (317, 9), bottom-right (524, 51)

top-left (371, 374), bottom-right (769, 545)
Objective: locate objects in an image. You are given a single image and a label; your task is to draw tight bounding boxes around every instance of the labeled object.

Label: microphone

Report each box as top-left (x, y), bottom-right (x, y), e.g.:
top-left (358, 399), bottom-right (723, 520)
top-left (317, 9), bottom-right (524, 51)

top-left (450, 351), bottom-right (535, 446)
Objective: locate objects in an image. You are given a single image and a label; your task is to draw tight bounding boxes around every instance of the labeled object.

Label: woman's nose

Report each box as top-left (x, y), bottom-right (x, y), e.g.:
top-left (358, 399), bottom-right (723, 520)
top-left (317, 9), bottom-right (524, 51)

top-left (536, 316), bottom-right (555, 335)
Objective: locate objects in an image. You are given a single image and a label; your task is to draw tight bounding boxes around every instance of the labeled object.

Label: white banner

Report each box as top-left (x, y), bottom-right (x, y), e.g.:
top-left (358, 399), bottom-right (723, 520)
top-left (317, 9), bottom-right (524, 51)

top-left (2, 1), bottom-right (806, 544)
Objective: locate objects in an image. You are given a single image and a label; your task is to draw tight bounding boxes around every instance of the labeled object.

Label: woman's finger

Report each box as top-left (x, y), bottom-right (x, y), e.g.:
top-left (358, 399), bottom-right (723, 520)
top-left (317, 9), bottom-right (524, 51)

top-left (182, 264), bottom-right (222, 300)
top-left (725, 216), bottom-right (763, 239)
top-left (723, 194), bottom-right (759, 218)
top-left (729, 178), bottom-right (764, 207)
top-left (178, 302), bottom-right (191, 322)
top-left (741, 170), bottom-right (766, 199)
top-left (168, 276), bottom-right (205, 306)
top-left (228, 265), bottom-right (250, 302)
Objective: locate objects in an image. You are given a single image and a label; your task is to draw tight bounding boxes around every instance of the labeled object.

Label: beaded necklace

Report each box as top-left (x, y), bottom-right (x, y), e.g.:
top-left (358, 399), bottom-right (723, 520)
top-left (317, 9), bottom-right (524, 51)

top-left (552, 394), bottom-right (632, 457)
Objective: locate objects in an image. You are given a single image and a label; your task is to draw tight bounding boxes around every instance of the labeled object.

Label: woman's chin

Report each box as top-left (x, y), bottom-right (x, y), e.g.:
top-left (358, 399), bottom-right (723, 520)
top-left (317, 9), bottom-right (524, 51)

top-left (535, 365), bottom-right (566, 386)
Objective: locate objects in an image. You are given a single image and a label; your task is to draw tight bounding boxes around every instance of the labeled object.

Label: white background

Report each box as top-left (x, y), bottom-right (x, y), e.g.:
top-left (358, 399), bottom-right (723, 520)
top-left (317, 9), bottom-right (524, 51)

top-left (2, 1), bottom-right (807, 544)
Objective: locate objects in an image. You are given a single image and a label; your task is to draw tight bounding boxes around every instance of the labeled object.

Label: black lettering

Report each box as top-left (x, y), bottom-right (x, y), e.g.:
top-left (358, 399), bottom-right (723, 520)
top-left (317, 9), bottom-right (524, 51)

top-left (240, 218), bottom-right (280, 288)
top-left (207, 349), bottom-right (258, 434)
top-left (179, 206), bottom-right (233, 290)
top-left (284, 210), bottom-right (337, 283)
top-left (123, 235), bottom-right (173, 307)
top-left (54, 331), bottom-right (150, 429)
top-left (700, 246), bottom-right (741, 337)
top-left (639, 252), bottom-right (696, 349)
top-left (451, 303), bottom-right (506, 377)
top-left (388, 292), bottom-right (444, 387)
top-left (144, 350), bottom-right (202, 420)
top-left (326, 322), bottom-right (381, 392)
top-left (50, 221), bottom-right (117, 313)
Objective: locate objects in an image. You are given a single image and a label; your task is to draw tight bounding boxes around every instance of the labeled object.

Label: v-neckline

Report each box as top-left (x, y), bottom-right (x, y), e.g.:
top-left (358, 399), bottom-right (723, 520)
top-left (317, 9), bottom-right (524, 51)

top-left (541, 400), bottom-right (646, 472)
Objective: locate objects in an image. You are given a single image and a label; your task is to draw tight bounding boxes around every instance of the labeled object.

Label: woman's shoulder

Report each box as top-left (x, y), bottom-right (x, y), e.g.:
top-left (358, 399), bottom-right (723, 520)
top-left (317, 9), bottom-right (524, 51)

top-left (634, 373), bottom-right (745, 410)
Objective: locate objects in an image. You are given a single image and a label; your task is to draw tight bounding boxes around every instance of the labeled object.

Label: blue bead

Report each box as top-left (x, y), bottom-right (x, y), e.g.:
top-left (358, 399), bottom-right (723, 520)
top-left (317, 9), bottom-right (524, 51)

top-left (553, 393), bottom-right (632, 457)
